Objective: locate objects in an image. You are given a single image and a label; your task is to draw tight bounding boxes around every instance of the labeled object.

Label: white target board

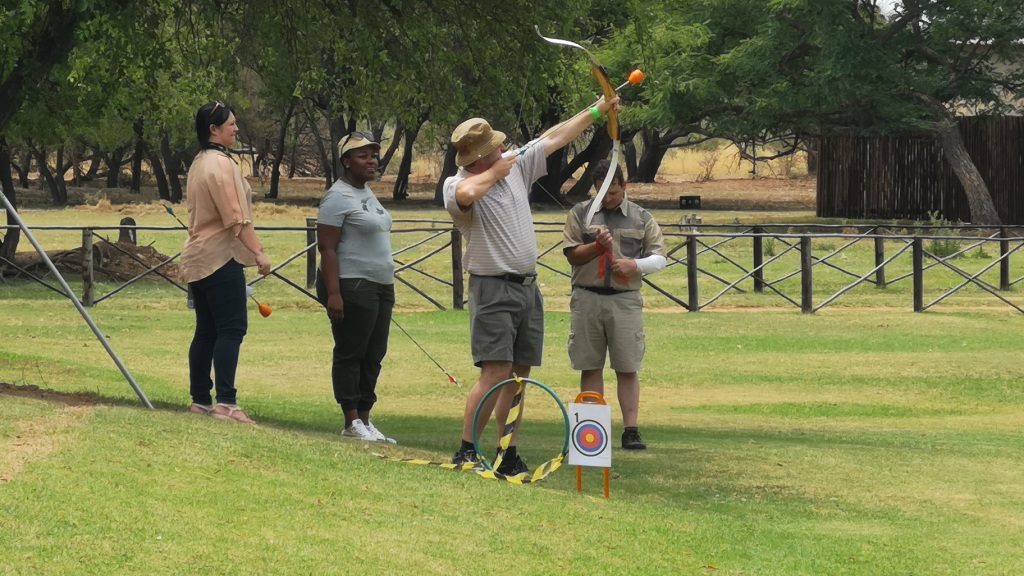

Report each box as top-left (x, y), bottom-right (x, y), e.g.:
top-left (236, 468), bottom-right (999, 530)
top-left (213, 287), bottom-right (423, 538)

top-left (567, 402), bottom-right (613, 468)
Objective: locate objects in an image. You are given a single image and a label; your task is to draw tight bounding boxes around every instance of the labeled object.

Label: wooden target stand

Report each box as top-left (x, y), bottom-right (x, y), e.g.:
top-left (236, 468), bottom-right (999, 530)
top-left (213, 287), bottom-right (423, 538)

top-left (569, 391), bottom-right (613, 498)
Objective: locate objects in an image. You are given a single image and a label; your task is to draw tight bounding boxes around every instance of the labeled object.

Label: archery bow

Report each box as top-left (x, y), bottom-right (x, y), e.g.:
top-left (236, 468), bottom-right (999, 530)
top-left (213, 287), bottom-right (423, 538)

top-left (535, 26), bottom-right (620, 227)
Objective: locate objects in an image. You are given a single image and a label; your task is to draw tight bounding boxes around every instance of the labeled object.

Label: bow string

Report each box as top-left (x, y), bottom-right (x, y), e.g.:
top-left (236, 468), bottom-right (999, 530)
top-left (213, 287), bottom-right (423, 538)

top-left (535, 27), bottom-right (621, 227)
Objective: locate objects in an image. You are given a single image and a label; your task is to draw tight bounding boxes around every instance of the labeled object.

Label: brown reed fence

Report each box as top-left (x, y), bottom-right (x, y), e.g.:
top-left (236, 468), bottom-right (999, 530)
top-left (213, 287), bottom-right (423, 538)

top-left (817, 116), bottom-right (1024, 223)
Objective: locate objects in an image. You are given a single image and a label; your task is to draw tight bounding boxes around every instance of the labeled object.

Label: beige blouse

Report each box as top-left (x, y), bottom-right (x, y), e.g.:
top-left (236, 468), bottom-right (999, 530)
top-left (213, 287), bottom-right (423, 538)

top-left (179, 149), bottom-right (257, 283)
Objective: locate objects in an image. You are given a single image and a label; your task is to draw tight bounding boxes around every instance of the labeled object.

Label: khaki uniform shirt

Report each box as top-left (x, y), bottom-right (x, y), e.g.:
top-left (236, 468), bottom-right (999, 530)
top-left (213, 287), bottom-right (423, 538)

top-left (179, 150), bottom-right (256, 283)
top-left (562, 199), bottom-right (665, 291)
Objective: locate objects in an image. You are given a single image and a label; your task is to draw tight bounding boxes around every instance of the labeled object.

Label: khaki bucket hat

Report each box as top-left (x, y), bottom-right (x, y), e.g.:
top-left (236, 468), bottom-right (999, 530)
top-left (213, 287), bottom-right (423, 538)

top-left (451, 118), bottom-right (505, 167)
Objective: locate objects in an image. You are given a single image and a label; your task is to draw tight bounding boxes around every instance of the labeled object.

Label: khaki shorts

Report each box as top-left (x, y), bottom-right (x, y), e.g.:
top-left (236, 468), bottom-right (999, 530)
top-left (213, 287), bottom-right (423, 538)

top-left (568, 287), bottom-right (645, 372)
top-left (469, 275), bottom-right (544, 367)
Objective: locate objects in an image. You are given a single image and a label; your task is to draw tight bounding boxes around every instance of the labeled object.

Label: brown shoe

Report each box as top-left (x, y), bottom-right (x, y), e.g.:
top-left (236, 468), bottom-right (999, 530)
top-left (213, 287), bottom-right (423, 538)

top-left (211, 404), bottom-right (256, 425)
top-left (189, 403), bottom-right (212, 415)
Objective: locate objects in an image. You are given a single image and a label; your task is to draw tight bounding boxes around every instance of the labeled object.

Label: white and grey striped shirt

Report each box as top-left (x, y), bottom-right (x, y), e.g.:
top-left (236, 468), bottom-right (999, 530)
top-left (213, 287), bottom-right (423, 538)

top-left (443, 143), bottom-right (547, 276)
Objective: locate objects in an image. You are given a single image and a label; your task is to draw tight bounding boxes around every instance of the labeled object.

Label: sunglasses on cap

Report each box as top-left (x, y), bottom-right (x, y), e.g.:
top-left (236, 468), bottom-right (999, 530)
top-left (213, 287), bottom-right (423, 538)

top-left (342, 130), bottom-right (375, 147)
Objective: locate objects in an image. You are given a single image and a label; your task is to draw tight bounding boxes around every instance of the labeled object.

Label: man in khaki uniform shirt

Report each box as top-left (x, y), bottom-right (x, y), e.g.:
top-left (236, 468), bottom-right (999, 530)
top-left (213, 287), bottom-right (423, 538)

top-left (563, 159), bottom-right (666, 450)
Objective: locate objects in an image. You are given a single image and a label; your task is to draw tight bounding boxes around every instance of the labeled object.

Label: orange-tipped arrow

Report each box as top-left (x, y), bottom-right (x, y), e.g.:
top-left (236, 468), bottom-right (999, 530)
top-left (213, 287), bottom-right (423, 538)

top-left (249, 295), bottom-right (272, 317)
top-left (615, 69), bottom-right (646, 91)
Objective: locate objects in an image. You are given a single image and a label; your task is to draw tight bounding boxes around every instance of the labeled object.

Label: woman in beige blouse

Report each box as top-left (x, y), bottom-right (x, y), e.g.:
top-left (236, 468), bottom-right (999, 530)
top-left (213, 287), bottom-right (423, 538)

top-left (180, 101), bottom-right (271, 424)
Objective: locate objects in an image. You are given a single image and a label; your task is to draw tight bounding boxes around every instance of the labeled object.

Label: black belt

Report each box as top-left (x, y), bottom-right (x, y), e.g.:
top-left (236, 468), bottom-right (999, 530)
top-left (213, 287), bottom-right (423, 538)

top-left (579, 286), bottom-right (634, 296)
top-left (472, 273), bottom-right (537, 285)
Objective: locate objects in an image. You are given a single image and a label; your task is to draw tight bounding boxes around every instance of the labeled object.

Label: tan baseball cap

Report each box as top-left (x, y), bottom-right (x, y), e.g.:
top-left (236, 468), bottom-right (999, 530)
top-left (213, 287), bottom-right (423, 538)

top-left (451, 118), bottom-right (505, 167)
top-left (338, 131), bottom-right (381, 157)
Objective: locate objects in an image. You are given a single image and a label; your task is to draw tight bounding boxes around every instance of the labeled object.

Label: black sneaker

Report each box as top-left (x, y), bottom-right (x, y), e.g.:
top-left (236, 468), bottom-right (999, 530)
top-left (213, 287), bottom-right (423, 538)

top-left (451, 447), bottom-right (481, 468)
top-left (621, 428), bottom-right (647, 450)
top-left (495, 453), bottom-right (529, 476)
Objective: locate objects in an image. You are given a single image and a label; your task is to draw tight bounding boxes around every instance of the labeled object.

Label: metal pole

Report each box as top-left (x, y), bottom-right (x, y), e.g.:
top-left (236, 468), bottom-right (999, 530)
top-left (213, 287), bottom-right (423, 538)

top-left (0, 189), bottom-right (153, 409)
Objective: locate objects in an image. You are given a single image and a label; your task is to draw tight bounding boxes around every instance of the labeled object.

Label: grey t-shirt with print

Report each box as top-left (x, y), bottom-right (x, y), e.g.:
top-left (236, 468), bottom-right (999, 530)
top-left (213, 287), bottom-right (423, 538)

top-left (317, 179), bottom-right (394, 285)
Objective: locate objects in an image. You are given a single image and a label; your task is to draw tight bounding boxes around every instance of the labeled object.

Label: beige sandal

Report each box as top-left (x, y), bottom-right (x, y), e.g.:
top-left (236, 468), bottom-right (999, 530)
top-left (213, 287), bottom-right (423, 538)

top-left (211, 404), bottom-right (256, 425)
top-left (189, 403), bottom-right (212, 415)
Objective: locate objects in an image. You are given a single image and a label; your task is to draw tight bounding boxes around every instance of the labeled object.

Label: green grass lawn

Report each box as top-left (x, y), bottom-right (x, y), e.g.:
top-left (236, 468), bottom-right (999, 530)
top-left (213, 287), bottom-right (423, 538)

top-left (1, 206), bottom-right (1023, 574)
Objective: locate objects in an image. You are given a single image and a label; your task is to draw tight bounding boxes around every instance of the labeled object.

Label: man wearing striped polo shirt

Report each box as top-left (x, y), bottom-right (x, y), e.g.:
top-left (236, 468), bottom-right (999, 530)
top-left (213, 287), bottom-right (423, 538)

top-left (444, 96), bottom-right (619, 475)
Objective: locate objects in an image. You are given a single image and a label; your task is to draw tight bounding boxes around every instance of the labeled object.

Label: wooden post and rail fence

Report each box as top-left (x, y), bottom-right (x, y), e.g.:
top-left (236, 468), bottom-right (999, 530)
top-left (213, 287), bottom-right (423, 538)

top-left (2, 221), bottom-right (1023, 315)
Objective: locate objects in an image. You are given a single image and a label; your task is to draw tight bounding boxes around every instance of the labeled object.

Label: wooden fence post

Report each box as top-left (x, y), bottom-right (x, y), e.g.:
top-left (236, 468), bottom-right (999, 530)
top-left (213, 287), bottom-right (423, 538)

top-left (874, 230), bottom-right (886, 288)
top-left (118, 217), bottom-right (137, 245)
top-left (752, 226), bottom-right (764, 293)
top-left (912, 237), bottom-right (923, 312)
top-left (999, 227), bottom-right (1010, 291)
top-left (686, 233), bottom-right (698, 312)
top-left (800, 236), bottom-right (812, 313)
top-left (82, 228), bottom-right (94, 307)
top-left (306, 217), bottom-right (317, 289)
top-left (451, 228), bottom-right (464, 310)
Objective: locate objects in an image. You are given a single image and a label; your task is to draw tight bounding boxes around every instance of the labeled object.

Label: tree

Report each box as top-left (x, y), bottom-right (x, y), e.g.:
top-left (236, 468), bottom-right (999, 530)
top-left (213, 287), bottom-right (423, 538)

top-left (626, 0), bottom-right (1024, 223)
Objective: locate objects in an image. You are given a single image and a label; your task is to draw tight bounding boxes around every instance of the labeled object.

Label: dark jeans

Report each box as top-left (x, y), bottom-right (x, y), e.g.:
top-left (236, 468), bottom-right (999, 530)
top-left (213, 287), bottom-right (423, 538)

top-left (188, 260), bottom-right (247, 405)
top-left (316, 274), bottom-right (394, 413)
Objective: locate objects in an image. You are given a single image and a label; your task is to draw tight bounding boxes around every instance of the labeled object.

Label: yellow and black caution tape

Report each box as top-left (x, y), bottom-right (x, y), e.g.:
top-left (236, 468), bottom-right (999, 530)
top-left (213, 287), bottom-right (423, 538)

top-left (376, 375), bottom-right (570, 485)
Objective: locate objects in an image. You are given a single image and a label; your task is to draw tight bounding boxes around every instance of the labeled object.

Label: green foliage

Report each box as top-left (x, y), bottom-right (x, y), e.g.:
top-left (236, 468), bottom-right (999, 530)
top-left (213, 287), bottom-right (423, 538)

top-left (615, 0), bottom-right (1024, 142)
top-left (925, 211), bottom-right (961, 259)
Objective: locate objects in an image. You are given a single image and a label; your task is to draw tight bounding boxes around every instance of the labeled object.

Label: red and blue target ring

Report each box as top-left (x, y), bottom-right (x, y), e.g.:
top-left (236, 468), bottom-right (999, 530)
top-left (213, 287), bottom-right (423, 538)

top-left (572, 420), bottom-right (609, 456)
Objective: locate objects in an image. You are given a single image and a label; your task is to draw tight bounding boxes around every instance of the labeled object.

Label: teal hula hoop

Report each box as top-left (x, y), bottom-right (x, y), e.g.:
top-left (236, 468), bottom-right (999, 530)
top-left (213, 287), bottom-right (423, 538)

top-left (471, 377), bottom-right (571, 473)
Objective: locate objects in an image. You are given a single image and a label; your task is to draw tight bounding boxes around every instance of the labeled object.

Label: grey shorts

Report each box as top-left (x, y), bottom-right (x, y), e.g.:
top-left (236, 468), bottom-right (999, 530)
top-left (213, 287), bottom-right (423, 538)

top-left (469, 275), bottom-right (544, 367)
top-left (568, 287), bottom-right (645, 372)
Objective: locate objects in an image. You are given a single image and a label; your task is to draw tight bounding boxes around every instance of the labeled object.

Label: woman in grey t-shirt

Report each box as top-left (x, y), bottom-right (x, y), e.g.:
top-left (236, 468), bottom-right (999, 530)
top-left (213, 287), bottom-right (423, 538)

top-left (315, 132), bottom-right (396, 444)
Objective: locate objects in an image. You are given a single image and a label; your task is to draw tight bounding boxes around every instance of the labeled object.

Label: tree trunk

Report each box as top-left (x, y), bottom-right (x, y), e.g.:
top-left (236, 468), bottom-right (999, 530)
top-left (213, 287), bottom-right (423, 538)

top-left (255, 137), bottom-right (270, 178)
top-left (434, 145), bottom-right (458, 206)
top-left (635, 129), bottom-right (670, 183)
top-left (0, 138), bottom-right (20, 260)
top-left (33, 146), bottom-right (67, 206)
top-left (55, 147), bottom-right (68, 201)
top-left (936, 118), bottom-right (1000, 224)
top-left (148, 150), bottom-right (169, 200)
top-left (379, 119), bottom-right (404, 174)
top-left (69, 145), bottom-right (82, 184)
top-left (392, 114), bottom-right (427, 201)
top-left (104, 149), bottom-right (122, 188)
top-left (304, 105), bottom-right (332, 189)
top-left (130, 116), bottom-right (145, 193)
top-left (622, 130), bottom-right (638, 182)
top-left (562, 130), bottom-right (613, 199)
top-left (83, 152), bottom-right (100, 180)
top-left (328, 113), bottom-right (349, 185)
top-left (804, 136), bottom-right (818, 175)
top-left (159, 131), bottom-right (183, 203)
top-left (15, 149), bottom-right (31, 187)
top-left (392, 129), bottom-right (413, 201)
top-left (268, 98), bottom-right (296, 199)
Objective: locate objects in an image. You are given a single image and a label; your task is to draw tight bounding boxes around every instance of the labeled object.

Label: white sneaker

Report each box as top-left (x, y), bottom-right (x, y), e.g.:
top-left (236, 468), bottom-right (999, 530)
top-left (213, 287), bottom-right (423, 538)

top-left (365, 420), bottom-right (397, 444)
top-left (341, 420), bottom-right (376, 442)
